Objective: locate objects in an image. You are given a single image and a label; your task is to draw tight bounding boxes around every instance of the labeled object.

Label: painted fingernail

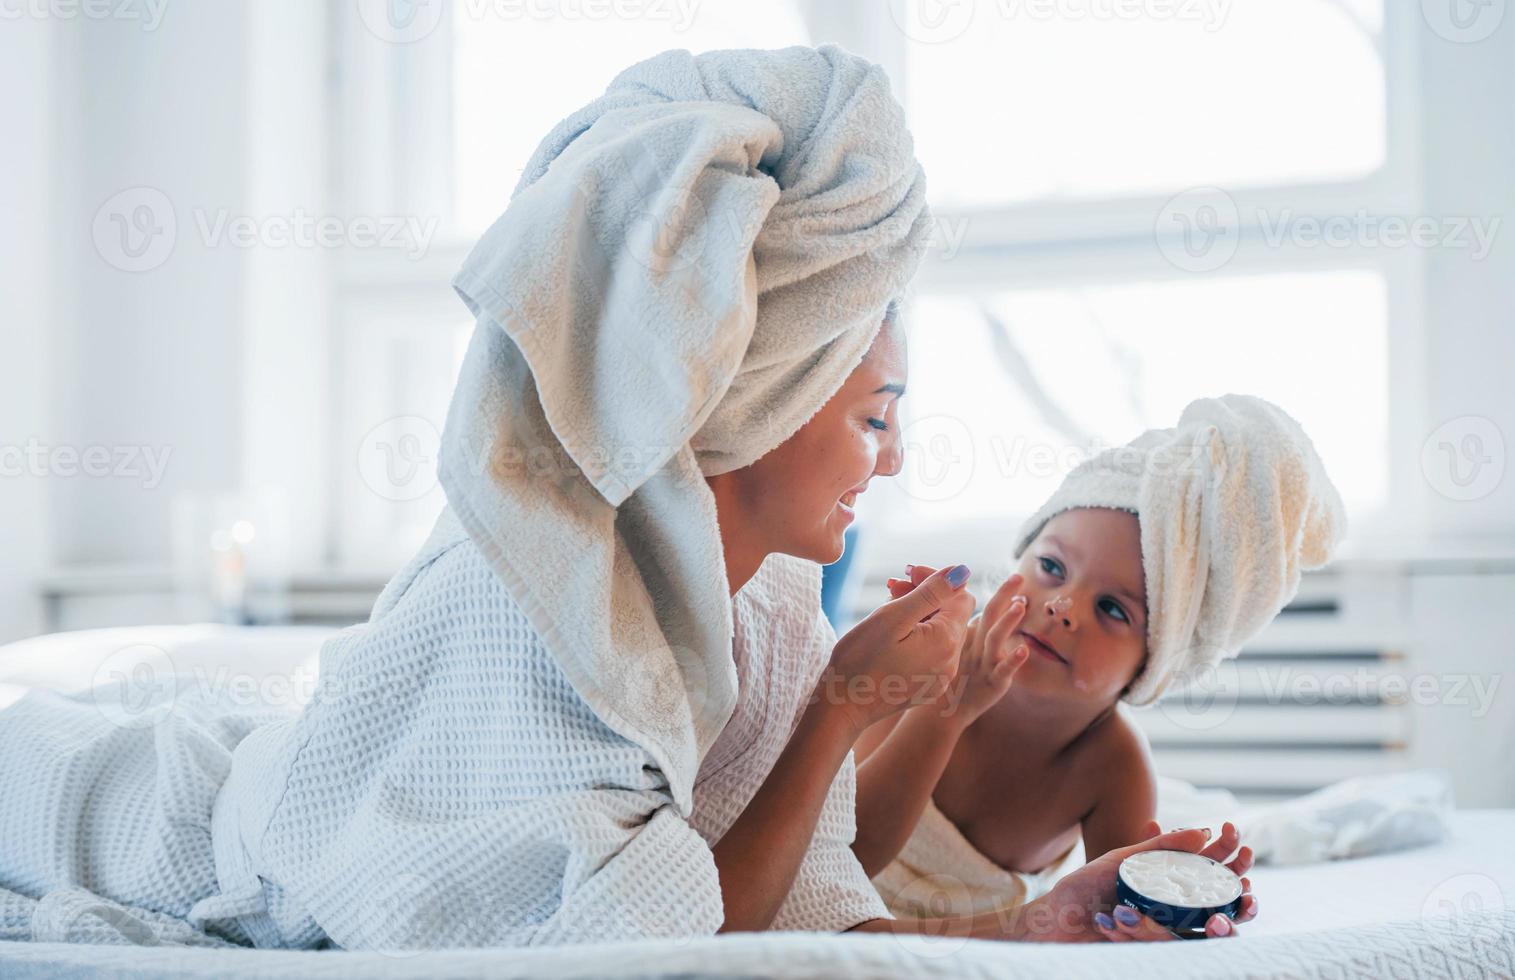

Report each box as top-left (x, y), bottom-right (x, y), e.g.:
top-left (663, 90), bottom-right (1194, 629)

top-left (1011, 595), bottom-right (1027, 606)
top-left (1211, 915), bottom-right (1232, 936)
top-left (1094, 912), bottom-right (1115, 929)
top-left (946, 565), bottom-right (971, 587)
top-left (1113, 905), bottom-right (1139, 926)
top-left (905, 565), bottom-right (916, 576)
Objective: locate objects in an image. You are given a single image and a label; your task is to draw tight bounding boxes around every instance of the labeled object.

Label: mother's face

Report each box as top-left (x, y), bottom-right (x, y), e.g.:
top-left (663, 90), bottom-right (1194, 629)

top-left (718, 320), bottom-right (908, 565)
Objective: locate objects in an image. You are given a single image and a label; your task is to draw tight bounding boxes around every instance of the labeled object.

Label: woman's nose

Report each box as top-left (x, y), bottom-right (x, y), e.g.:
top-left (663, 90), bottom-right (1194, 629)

top-left (876, 428), bottom-right (904, 478)
top-left (1044, 594), bottom-right (1077, 631)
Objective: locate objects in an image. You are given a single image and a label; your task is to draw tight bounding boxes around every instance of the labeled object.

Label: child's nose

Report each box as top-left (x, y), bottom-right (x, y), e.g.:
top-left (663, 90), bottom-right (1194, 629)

top-left (1044, 594), bottom-right (1077, 631)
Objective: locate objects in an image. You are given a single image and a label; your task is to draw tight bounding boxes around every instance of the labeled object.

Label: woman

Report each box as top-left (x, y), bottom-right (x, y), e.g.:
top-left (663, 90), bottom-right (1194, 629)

top-left (0, 45), bottom-right (1251, 948)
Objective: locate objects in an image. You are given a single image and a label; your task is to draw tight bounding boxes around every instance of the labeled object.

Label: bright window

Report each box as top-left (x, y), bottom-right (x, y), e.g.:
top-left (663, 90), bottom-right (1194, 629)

top-left (451, 0), bottom-right (810, 234)
top-left (906, 0), bottom-right (1386, 208)
top-left (901, 271), bottom-right (1390, 526)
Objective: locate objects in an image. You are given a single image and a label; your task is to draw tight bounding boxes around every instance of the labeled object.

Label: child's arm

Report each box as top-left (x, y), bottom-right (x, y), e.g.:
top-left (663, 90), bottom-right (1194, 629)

top-left (716, 565), bottom-right (977, 932)
top-left (852, 569), bottom-right (1030, 877)
top-left (853, 696), bottom-right (974, 877)
top-left (1079, 716), bottom-right (1159, 860)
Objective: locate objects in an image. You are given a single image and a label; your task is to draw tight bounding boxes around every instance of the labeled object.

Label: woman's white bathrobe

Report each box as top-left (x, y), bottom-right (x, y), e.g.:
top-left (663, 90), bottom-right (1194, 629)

top-left (0, 510), bottom-right (887, 948)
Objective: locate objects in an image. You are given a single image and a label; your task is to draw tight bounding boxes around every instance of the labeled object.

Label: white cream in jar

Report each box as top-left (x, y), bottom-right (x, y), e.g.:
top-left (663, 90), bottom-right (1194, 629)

top-left (1115, 849), bottom-right (1244, 937)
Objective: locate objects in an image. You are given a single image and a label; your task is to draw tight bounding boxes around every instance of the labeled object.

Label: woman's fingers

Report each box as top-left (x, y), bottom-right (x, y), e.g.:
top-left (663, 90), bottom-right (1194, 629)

top-left (1205, 913), bottom-right (1236, 938)
top-left (1200, 822), bottom-right (1241, 863)
top-left (1092, 912), bottom-right (1132, 942)
top-left (1226, 873), bottom-right (1255, 933)
top-left (888, 565), bottom-right (940, 597)
top-left (1116, 827), bottom-right (1213, 862)
top-left (1102, 905), bottom-right (1177, 942)
top-left (885, 565), bottom-right (972, 631)
top-left (1233, 878), bottom-right (1258, 923)
top-left (1227, 845), bottom-right (1254, 878)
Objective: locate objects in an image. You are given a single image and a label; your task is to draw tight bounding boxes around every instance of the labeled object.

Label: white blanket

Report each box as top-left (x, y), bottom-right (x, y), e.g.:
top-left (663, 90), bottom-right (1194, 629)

top-left (0, 512), bottom-right (885, 948)
top-left (2, 908), bottom-right (1510, 978)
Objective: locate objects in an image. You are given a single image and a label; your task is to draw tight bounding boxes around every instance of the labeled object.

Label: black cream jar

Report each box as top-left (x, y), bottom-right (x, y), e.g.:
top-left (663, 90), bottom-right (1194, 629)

top-left (1115, 849), bottom-right (1244, 939)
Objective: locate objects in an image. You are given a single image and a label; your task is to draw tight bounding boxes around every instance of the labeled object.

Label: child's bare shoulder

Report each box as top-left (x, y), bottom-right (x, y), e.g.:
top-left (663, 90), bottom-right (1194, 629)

top-left (1081, 706), bottom-right (1157, 794)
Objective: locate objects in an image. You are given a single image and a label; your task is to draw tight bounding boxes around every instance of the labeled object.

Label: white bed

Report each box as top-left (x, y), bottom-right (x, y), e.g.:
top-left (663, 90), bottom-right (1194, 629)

top-left (1, 626), bottom-right (1511, 979)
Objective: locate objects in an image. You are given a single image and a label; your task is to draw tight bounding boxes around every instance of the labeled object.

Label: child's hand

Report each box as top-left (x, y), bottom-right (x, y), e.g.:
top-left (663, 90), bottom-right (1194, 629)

top-left (886, 567), bottom-right (1030, 730)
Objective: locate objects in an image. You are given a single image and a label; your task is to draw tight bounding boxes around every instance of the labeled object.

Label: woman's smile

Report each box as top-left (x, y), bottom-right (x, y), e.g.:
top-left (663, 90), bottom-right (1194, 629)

top-left (836, 486), bottom-right (865, 521)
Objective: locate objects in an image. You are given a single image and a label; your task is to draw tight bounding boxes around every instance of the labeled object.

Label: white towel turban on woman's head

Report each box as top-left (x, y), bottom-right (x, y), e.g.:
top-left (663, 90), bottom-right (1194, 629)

top-left (1012, 394), bottom-right (1348, 705)
top-left (439, 45), bottom-right (931, 811)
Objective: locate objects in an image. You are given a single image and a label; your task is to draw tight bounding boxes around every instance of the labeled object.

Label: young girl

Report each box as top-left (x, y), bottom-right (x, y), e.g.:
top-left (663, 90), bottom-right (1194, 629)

top-left (853, 393), bottom-right (1346, 923)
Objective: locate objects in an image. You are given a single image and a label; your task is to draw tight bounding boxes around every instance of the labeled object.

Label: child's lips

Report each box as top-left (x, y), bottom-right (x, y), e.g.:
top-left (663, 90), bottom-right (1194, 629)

top-left (1019, 629), bottom-right (1069, 666)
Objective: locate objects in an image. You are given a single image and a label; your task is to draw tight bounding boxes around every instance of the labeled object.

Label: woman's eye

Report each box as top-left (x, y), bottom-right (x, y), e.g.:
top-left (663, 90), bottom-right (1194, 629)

top-left (1100, 598), bottom-right (1129, 623)
top-left (868, 418), bottom-right (889, 431)
top-left (1038, 556), bottom-right (1063, 578)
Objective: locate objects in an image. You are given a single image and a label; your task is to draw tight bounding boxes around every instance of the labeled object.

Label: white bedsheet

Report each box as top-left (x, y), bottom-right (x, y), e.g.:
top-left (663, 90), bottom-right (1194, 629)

top-left (1, 627), bottom-right (1511, 977)
top-left (1, 905), bottom-right (1510, 979)
top-left (1246, 809), bottom-right (1513, 938)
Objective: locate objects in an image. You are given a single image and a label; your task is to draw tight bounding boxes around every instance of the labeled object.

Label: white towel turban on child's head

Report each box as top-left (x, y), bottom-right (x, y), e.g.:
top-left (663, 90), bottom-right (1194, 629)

top-left (1012, 394), bottom-right (1347, 705)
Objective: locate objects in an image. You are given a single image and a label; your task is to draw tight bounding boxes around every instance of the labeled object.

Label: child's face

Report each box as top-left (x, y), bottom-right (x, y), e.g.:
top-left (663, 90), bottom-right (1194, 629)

top-left (1011, 507), bottom-right (1149, 705)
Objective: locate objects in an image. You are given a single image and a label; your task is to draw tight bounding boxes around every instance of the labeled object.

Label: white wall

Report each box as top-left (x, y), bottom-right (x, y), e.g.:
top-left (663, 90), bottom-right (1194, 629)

top-left (1409, 575), bottom-right (1515, 808)
top-left (1417, 16), bottom-right (1515, 546)
top-left (38, 0), bottom-right (332, 587)
top-left (0, 16), bottom-right (56, 641)
top-left (49, 0), bottom-right (250, 567)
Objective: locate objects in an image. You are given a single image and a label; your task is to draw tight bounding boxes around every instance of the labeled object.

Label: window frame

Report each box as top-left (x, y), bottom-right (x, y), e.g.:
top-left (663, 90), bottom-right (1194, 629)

top-left (325, 0), bottom-right (1427, 571)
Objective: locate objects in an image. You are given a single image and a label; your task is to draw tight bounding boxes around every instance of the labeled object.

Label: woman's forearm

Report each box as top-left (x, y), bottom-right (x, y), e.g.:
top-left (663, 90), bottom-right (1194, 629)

top-left (711, 698), bottom-right (859, 933)
top-left (851, 706), bottom-right (964, 877)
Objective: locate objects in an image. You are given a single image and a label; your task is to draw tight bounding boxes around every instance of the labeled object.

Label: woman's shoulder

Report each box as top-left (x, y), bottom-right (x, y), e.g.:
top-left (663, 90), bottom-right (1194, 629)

top-left (366, 509), bottom-right (532, 633)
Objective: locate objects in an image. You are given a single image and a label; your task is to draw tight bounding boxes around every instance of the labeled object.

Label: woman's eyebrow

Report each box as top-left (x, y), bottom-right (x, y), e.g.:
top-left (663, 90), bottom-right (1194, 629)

top-left (874, 383), bottom-right (906, 396)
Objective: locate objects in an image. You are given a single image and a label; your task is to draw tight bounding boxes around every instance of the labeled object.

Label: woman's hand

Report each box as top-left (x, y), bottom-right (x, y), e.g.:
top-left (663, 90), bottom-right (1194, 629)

top-left (816, 564), bottom-right (976, 738)
top-left (851, 821), bottom-right (1258, 943)
top-left (887, 566), bottom-right (1030, 730)
top-left (1013, 821), bottom-right (1258, 943)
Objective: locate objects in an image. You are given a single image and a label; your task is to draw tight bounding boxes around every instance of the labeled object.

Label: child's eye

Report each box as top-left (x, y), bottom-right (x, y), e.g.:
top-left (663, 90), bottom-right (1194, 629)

top-left (1099, 598), bottom-right (1130, 623)
top-left (867, 418), bottom-right (889, 432)
top-left (1038, 556), bottom-right (1064, 578)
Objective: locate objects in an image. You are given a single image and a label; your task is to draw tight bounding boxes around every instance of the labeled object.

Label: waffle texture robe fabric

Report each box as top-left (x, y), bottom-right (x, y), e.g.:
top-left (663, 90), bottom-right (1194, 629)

top-left (0, 509), bottom-right (888, 948)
